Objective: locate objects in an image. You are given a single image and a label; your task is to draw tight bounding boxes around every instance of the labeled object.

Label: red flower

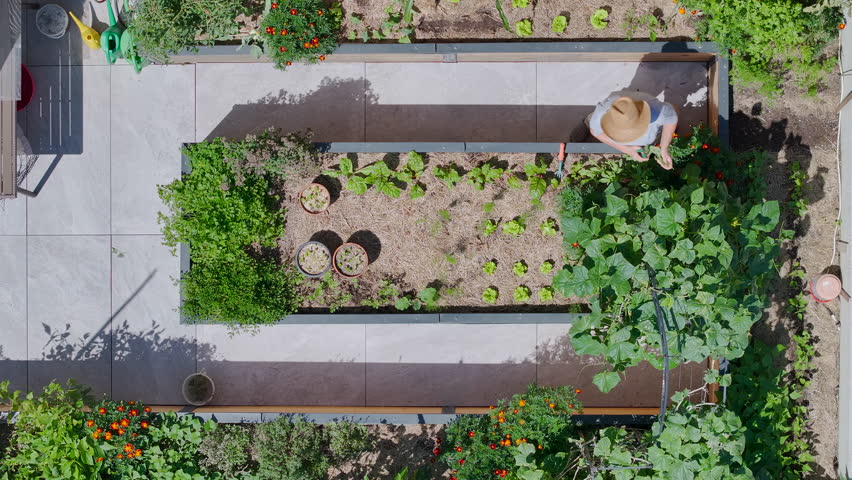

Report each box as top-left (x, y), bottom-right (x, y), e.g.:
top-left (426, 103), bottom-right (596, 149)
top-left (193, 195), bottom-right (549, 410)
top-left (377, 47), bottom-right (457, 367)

top-left (691, 9), bottom-right (697, 14)
top-left (86, 420), bottom-right (95, 427)
top-left (117, 428), bottom-right (125, 436)
top-left (711, 147), bottom-right (720, 153)
top-left (143, 407), bottom-right (152, 413)
top-left (96, 428), bottom-right (103, 433)
top-left (569, 403), bottom-right (575, 408)
top-left (117, 406), bottom-right (125, 412)
top-left (312, 37), bottom-right (319, 43)
top-left (731, 49), bottom-right (737, 54)
top-left (433, 447), bottom-right (441, 455)
top-left (571, 242), bottom-right (579, 248)
top-left (98, 407), bottom-right (107, 414)
top-left (128, 401), bottom-right (136, 406)
top-left (134, 449), bottom-right (143, 457)
top-left (575, 388), bottom-right (582, 394)
top-left (459, 459), bottom-right (465, 465)
top-left (467, 431), bottom-right (475, 438)
top-left (513, 409), bottom-right (518, 414)
top-left (455, 446), bottom-right (463, 452)
top-left (310, 23), bottom-right (316, 27)
top-left (281, 29), bottom-right (288, 35)
top-left (319, 55), bottom-right (326, 61)
top-left (841, 23), bottom-right (846, 29)
top-left (303, 42), bottom-right (311, 48)
top-left (110, 422), bottom-right (120, 430)
top-left (279, 46), bottom-right (287, 52)
top-left (490, 443), bottom-right (497, 449)
top-left (726, 179), bottom-right (734, 186)
top-left (318, 9), bottom-right (324, 15)
top-left (104, 432), bottom-right (113, 441)
top-left (290, 8), bottom-right (298, 14)
top-left (270, 2), bottom-right (278, 8)
top-left (140, 421), bottom-right (149, 429)
top-left (265, 27), bottom-right (275, 34)
top-left (286, 61), bottom-right (293, 66)
top-left (129, 409), bottom-right (139, 417)
top-left (96, 457), bottom-right (104, 463)
top-left (120, 419), bottom-right (130, 427)
top-left (701, 144), bottom-right (709, 149)
top-left (123, 443), bottom-right (134, 453)
top-left (715, 171), bottom-right (724, 180)
top-left (117, 454), bottom-right (124, 459)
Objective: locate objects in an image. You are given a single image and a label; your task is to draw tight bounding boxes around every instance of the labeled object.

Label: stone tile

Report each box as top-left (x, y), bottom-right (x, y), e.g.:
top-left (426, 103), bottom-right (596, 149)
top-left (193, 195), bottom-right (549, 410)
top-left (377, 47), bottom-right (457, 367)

top-left (111, 235), bottom-right (191, 404)
top-left (365, 324), bottom-right (537, 406)
top-left (536, 324), bottom-right (705, 407)
top-left (536, 62), bottom-right (709, 142)
top-left (26, 66), bottom-right (110, 235)
top-left (197, 325), bottom-right (366, 405)
top-left (27, 235), bottom-right (111, 396)
top-left (195, 62), bottom-right (366, 142)
top-left (111, 66), bottom-right (193, 234)
top-left (366, 63), bottom-right (536, 142)
top-left (0, 237), bottom-right (28, 392)
top-left (27, 0), bottom-right (111, 66)
top-left (0, 196), bottom-right (26, 235)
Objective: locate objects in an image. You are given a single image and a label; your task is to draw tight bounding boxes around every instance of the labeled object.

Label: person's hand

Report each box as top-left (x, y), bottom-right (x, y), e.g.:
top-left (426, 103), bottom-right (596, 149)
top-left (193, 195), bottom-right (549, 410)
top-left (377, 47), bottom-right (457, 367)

top-left (658, 150), bottom-right (673, 170)
top-left (624, 145), bottom-right (644, 163)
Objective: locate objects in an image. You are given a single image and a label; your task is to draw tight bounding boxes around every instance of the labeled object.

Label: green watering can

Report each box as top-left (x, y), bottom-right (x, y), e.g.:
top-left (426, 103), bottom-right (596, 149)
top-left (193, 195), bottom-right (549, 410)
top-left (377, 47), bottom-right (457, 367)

top-left (120, 28), bottom-right (144, 73)
top-left (101, 0), bottom-right (124, 64)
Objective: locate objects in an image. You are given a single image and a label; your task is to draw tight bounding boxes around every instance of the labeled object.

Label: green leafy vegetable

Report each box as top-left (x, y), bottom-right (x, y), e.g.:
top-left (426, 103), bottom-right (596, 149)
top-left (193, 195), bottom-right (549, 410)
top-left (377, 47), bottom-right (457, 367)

top-left (482, 287), bottom-right (499, 304)
top-left (551, 15), bottom-right (568, 33)
top-left (590, 9), bottom-right (609, 29)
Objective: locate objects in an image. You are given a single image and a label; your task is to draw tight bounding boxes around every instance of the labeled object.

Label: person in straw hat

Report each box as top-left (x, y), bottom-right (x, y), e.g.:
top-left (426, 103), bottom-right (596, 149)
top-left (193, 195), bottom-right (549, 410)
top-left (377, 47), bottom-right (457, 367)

top-left (587, 90), bottom-right (678, 170)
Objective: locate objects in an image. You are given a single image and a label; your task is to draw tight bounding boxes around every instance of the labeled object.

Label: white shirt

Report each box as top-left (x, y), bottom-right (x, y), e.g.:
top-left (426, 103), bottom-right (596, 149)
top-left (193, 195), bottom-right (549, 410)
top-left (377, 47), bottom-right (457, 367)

top-left (589, 90), bottom-right (678, 146)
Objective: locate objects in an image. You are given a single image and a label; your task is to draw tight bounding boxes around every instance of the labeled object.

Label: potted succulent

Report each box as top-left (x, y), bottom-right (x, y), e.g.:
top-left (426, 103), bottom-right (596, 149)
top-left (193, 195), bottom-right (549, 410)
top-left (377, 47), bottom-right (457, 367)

top-left (299, 183), bottom-right (330, 214)
top-left (182, 372), bottom-right (214, 406)
top-left (333, 242), bottom-right (368, 278)
top-left (296, 241), bottom-right (332, 277)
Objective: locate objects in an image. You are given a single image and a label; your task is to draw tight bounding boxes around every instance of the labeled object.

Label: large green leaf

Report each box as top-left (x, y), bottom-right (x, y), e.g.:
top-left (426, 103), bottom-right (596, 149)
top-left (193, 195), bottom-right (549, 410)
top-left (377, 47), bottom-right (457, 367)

top-left (605, 194), bottom-right (629, 217)
top-left (653, 204), bottom-right (687, 236)
top-left (346, 176), bottom-right (369, 194)
top-left (744, 201), bottom-right (780, 232)
top-left (593, 371), bottom-right (621, 392)
top-left (553, 265), bottom-right (594, 297)
top-left (570, 334), bottom-right (607, 356)
top-left (560, 217), bottom-right (594, 245)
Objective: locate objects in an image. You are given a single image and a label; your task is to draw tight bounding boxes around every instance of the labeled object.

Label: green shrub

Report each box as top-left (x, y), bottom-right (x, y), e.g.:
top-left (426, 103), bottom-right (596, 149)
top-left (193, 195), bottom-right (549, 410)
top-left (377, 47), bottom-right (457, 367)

top-left (180, 250), bottom-right (302, 325)
top-left (199, 424), bottom-right (256, 478)
top-left (555, 131), bottom-right (781, 392)
top-left (441, 385), bottom-right (582, 480)
top-left (0, 381), bottom-right (100, 480)
top-left (131, 412), bottom-right (218, 479)
top-left (128, 0), bottom-right (244, 62)
top-left (158, 139), bottom-right (286, 265)
top-left (591, 400), bottom-right (753, 478)
top-left (85, 399), bottom-right (156, 477)
top-left (224, 129), bottom-right (321, 186)
top-left (326, 421), bottom-right (371, 462)
top-left (681, 0), bottom-right (841, 97)
top-left (255, 416), bottom-right (328, 480)
top-left (261, 0), bottom-right (343, 70)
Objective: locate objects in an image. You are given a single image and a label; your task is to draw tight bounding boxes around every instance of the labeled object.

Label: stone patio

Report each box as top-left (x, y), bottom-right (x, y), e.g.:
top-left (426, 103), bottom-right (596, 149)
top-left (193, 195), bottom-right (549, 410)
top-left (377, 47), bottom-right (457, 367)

top-left (0, 9), bottom-right (707, 406)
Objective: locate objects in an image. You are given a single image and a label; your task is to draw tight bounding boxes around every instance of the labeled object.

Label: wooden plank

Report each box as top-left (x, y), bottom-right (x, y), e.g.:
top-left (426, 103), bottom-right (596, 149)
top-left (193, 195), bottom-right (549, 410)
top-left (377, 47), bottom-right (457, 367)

top-left (457, 52), bottom-right (714, 63)
top-left (707, 357), bottom-right (720, 403)
top-left (707, 60), bottom-right (720, 135)
top-left (0, 100), bottom-right (16, 198)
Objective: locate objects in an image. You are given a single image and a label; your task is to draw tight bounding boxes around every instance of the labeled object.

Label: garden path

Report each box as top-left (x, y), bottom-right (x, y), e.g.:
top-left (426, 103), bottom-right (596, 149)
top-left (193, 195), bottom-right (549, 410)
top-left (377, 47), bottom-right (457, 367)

top-left (0, 15), bottom-right (706, 406)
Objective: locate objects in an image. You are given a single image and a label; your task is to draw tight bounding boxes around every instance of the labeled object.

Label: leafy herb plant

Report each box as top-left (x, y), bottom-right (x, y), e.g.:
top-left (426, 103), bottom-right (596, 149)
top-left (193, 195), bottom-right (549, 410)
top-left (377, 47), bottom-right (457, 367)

top-left (467, 162), bottom-right (505, 190)
top-left (482, 219), bottom-right (499, 236)
top-left (538, 286), bottom-right (554, 301)
top-left (539, 218), bottom-right (558, 236)
top-left (590, 9), bottom-right (609, 29)
top-left (515, 19), bottom-right (533, 36)
top-left (433, 164), bottom-right (463, 190)
top-left (552, 15), bottom-right (568, 33)
top-left (513, 261), bottom-right (528, 277)
top-left (483, 260), bottom-right (498, 275)
top-left (539, 260), bottom-right (554, 274)
top-left (503, 217), bottom-right (526, 236)
top-left (482, 287), bottom-right (499, 304)
top-left (513, 285), bottom-right (531, 302)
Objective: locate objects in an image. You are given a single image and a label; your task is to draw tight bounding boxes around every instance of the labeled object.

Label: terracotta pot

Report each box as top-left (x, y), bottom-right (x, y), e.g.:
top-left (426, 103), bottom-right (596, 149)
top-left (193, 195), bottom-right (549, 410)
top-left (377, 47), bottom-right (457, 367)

top-left (333, 242), bottom-right (368, 278)
top-left (810, 274), bottom-right (841, 303)
top-left (299, 183), bottom-right (330, 214)
top-left (295, 241), bottom-right (332, 278)
top-left (182, 373), bottom-right (214, 406)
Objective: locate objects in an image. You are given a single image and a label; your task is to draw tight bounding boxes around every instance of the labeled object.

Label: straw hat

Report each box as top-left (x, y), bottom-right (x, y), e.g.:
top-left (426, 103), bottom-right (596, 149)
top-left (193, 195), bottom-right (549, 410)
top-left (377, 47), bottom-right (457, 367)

top-left (601, 97), bottom-right (651, 143)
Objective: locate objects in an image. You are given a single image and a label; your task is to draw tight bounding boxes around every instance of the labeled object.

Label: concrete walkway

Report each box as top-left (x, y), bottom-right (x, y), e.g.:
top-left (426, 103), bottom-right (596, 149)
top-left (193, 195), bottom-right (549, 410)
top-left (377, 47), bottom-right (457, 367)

top-left (0, 0), bottom-right (706, 407)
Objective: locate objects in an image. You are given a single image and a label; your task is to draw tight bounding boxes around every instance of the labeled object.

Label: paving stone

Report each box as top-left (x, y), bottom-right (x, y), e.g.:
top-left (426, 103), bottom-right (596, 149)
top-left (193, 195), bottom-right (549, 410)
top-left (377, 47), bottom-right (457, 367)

top-left (537, 62), bottom-right (709, 142)
top-left (0, 197), bottom-right (26, 235)
top-left (195, 62), bottom-right (366, 143)
top-left (197, 324), bottom-right (366, 405)
top-left (366, 63), bottom-right (536, 142)
top-left (27, 235), bottom-right (111, 396)
top-left (26, 66), bottom-right (110, 235)
top-left (365, 324), bottom-right (537, 406)
top-left (0, 236), bottom-right (28, 392)
top-left (111, 65), bottom-right (193, 234)
top-left (111, 235), bottom-right (192, 404)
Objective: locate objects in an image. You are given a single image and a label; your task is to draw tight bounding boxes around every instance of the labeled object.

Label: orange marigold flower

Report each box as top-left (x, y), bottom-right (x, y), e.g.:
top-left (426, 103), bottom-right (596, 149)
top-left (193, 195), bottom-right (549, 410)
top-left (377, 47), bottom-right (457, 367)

top-left (110, 422), bottom-right (120, 430)
top-left (132, 433), bottom-right (138, 438)
top-left (569, 403), bottom-right (575, 408)
top-left (128, 401), bottom-right (136, 405)
top-left (92, 432), bottom-right (100, 439)
top-left (518, 419), bottom-right (525, 425)
top-left (123, 444), bottom-right (134, 453)
top-left (303, 42), bottom-right (311, 48)
top-left (96, 428), bottom-right (103, 433)
top-left (129, 409), bottom-right (139, 417)
top-left (575, 389), bottom-right (582, 394)
top-left (140, 421), bottom-right (149, 429)
top-left (513, 409), bottom-right (518, 414)
top-left (549, 403), bottom-right (555, 408)
top-left (290, 8), bottom-right (298, 14)
top-left (117, 454), bottom-right (124, 459)
top-left (265, 27), bottom-right (275, 34)
top-left (96, 457), bottom-right (104, 463)
top-left (286, 61), bottom-right (293, 66)
top-left (518, 399), bottom-right (526, 406)
top-left (455, 446), bottom-right (462, 452)
top-left (702, 143), bottom-right (709, 149)
top-left (672, 133), bottom-right (678, 138)
top-left (117, 429), bottom-right (125, 435)
top-left (134, 449), bottom-right (142, 457)
top-left (120, 419), bottom-right (130, 427)
top-left (318, 9), bottom-right (324, 14)
top-left (271, 2), bottom-right (278, 8)
top-left (144, 407), bottom-right (152, 413)
top-left (691, 9), bottom-right (697, 14)
top-left (104, 432), bottom-right (113, 440)
top-left (498, 418), bottom-right (505, 423)
top-left (537, 445), bottom-right (543, 450)
top-left (117, 406), bottom-right (125, 412)
top-left (678, 7), bottom-right (685, 14)
top-left (98, 407), bottom-right (107, 414)
top-left (86, 420), bottom-right (95, 427)
top-left (319, 55), bottom-right (326, 61)
top-left (841, 23), bottom-right (846, 30)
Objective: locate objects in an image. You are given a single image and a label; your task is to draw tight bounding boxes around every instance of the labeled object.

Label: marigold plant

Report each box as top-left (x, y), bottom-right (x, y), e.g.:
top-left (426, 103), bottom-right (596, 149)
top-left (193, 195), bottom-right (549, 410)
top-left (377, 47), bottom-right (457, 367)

top-left (261, 0), bottom-right (342, 70)
top-left (441, 385), bottom-right (582, 480)
top-left (86, 399), bottom-right (156, 474)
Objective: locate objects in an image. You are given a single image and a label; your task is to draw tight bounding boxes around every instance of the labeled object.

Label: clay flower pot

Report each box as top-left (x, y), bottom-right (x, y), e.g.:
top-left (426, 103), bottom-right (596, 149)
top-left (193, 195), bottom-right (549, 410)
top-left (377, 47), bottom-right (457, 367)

top-left (182, 373), bottom-right (214, 406)
top-left (296, 241), bottom-right (332, 278)
top-left (299, 183), bottom-right (330, 214)
top-left (333, 242), bottom-right (368, 278)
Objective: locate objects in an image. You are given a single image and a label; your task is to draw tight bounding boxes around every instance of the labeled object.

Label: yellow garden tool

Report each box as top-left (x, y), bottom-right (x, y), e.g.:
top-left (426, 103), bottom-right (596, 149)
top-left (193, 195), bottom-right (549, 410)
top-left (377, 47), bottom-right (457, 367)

top-left (68, 11), bottom-right (101, 50)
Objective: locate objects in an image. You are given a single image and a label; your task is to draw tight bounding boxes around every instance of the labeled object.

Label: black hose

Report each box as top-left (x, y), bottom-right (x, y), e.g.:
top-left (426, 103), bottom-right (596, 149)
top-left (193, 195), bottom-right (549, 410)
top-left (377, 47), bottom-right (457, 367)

top-left (645, 263), bottom-right (670, 439)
